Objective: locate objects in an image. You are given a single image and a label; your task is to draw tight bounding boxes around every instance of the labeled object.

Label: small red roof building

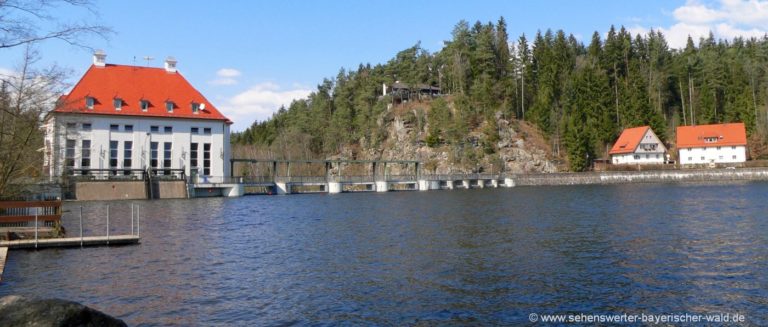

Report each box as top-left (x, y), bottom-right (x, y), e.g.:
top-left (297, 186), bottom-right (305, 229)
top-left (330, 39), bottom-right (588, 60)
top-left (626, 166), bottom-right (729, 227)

top-left (55, 60), bottom-right (231, 124)
top-left (609, 126), bottom-right (651, 155)
top-left (676, 123), bottom-right (746, 149)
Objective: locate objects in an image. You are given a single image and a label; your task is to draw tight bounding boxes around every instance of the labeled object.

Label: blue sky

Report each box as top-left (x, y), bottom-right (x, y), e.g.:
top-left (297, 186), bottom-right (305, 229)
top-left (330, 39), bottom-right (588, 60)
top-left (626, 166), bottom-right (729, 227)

top-left (3, 0), bottom-right (768, 131)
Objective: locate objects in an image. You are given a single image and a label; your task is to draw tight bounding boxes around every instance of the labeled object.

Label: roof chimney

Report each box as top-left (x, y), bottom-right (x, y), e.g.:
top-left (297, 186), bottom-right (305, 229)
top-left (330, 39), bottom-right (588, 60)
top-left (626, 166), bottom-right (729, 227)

top-left (93, 50), bottom-right (106, 67)
top-left (164, 56), bottom-right (177, 73)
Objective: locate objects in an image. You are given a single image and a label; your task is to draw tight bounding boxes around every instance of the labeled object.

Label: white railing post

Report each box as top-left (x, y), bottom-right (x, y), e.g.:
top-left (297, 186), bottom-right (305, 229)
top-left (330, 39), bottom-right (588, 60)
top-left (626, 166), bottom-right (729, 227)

top-left (35, 207), bottom-right (39, 249)
top-left (80, 206), bottom-right (83, 247)
top-left (131, 203), bottom-right (135, 236)
top-left (106, 204), bottom-right (110, 245)
top-left (137, 205), bottom-right (140, 238)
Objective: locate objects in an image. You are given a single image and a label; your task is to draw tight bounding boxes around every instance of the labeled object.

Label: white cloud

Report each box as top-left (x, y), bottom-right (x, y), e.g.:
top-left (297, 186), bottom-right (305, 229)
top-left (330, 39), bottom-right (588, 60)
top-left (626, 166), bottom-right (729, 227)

top-left (218, 82), bottom-right (312, 131)
top-left (209, 68), bottom-right (242, 86)
top-left (636, 0), bottom-right (768, 48)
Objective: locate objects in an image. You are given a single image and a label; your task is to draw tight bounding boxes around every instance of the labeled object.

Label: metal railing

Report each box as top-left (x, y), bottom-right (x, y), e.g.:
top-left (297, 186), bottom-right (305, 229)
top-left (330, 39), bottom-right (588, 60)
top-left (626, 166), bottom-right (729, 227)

top-left (64, 168), bottom-right (185, 181)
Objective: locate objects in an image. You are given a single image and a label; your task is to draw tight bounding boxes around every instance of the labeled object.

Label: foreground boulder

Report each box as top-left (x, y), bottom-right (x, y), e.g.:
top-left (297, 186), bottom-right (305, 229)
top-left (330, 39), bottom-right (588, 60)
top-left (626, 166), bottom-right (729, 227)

top-left (0, 295), bottom-right (126, 327)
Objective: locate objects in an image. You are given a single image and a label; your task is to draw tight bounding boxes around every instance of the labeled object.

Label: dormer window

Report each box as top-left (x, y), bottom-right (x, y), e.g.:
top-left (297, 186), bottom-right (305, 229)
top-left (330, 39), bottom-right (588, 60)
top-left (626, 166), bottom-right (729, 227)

top-left (113, 98), bottom-right (122, 111)
top-left (85, 96), bottom-right (95, 109)
top-left (165, 101), bottom-right (174, 113)
top-left (191, 102), bottom-right (200, 114)
top-left (140, 99), bottom-right (150, 112)
top-left (704, 137), bottom-right (718, 143)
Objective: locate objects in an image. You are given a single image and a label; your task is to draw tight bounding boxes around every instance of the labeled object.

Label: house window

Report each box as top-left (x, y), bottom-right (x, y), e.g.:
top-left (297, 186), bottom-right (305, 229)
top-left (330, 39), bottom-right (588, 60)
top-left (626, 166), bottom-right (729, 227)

top-left (85, 97), bottom-right (95, 109)
top-left (191, 127), bottom-right (199, 134)
top-left (81, 140), bottom-right (91, 174)
top-left (688, 157), bottom-right (692, 161)
top-left (150, 125), bottom-right (159, 133)
top-left (191, 102), bottom-right (200, 114)
top-left (82, 123), bottom-right (92, 131)
top-left (190, 143), bottom-right (199, 172)
top-left (645, 154), bottom-right (649, 159)
top-left (203, 143), bottom-right (211, 176)
top-left (704, 137), bottom-right (717, 143)
top-left (655, 154), bottom-right (659, 159)
top-left (164, 126), bottom-right (172, 133)
top-left (140, 100), bottom-right (150, 112)
top-left (166, 101), bottom-right (174, 113)
top-left (203, 127), bottom-right (211, 135)
top-left (65, 139), bottom-right (76, 173)
top-left (114, 98), bottom-right (122, 111)
top-left (109, 141), bottom-right (119, 175)
top-left (123, 141), bottom-right (133, 175)
top-left (150, 142), bottom-right (159, 173)
top-left (66, 122), bottom-right (77, 131)
top-left (110, 124), bottom-right (119, 131)
top-left (700, 156), bottom-right (705, 160)
top-left (163, 142), bottom-right (172, 175)
top-left (732, 155), bottom-right (737, 159)
top-left (732, 146), bottom-right (736, 149)
top-left (124, 125), bottom-right (133, 132)
top-left (633, 154), bottom-right (640, 160)
top-left (717, 146), bottom-right (721, 150)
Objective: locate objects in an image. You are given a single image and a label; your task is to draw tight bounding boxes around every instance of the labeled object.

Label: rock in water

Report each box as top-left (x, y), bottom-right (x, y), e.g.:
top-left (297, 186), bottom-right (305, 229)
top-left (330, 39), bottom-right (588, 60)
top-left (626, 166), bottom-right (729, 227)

top-left (0, 295), bottom-right (127, 327)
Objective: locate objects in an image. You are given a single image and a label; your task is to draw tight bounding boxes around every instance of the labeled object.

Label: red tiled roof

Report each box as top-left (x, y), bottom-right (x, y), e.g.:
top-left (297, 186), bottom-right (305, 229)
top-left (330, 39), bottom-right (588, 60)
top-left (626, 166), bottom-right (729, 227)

top-left (676, 123), bottom-right (747, 148)
top-left (609, 126), bottom-right (650, 155)
top-left (55, 64), bottom-right (231, 123)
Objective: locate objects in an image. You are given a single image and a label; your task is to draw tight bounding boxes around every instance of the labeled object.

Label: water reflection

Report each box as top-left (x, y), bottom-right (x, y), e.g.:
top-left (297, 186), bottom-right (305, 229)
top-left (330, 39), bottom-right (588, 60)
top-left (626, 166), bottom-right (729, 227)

top-left (1, 183), bottom-right (767, 325)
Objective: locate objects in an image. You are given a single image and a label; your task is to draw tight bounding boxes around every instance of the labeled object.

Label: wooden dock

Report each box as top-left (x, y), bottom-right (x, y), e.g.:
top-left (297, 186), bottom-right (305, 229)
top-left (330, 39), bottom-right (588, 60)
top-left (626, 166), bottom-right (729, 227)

top-left (0, 235), bottom-right (140, 249)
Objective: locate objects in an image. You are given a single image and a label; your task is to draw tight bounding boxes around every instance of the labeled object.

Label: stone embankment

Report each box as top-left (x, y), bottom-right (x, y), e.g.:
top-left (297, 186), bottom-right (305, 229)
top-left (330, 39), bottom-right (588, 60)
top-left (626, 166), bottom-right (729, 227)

top-left (511, 168), bottom-right (768, 186)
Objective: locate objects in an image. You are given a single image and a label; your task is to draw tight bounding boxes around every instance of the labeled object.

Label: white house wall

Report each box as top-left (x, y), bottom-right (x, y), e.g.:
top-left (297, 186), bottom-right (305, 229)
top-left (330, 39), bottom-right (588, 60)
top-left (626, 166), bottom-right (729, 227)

top-left (612, 152), bottom-right (666, 164)
top-left (47, 114), bottom-right (230, 178)
top-left (678, 146), bottom-right (746, 165)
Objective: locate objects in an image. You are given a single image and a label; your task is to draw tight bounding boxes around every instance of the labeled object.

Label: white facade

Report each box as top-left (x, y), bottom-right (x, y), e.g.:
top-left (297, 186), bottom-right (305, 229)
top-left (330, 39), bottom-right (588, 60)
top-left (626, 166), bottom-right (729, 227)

top-left (45, 113), bottom-right (230, 179)
top-left (611, 128), bottom-right (667, 165)
top-left (678, 145), bottom-right (746, 165)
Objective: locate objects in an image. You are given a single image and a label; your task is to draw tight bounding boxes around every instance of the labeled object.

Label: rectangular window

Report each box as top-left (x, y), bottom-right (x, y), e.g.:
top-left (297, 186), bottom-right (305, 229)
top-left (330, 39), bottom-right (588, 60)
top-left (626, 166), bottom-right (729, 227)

top-left (191, 102), bottom-right (200, 114)
top-left (114, 98), bottom-right (122, 111)
top-left (65, 139), bottom-right (76, 173)
top-left (81, 140), bottom-right (91, 174)
top-left (191, 127), bottom-right (199, 134)
top-left (150, 125), bottom-right (159, 133)
top-left (733, 155), bottom-right (737, 159)
top-left (717, 146), bottom-right (721, 150)
top-left (732, 146), bottom-right (736, 149)
top-left (124, 125), bottom-right (133, 132)
top-left (203, 143), bottom-right (211, 176)
top-left (203, 127), bottom-right (211, 135)
top-left (110, 124), bottom-right (119, 131)
top-left (140, 100), bottom-right (149, 111)
top-left (166, 101), bottom-right (174, 113)
top-left (81, 123), bottom-right (92, 131)
top-left (150, 142), bottom-right (159, 173)
top-left (700, 156), bottom-right (705, 160)
top-left (164, 126), bottom-right (172, 134)
top-left (190, 143), bottom-right (199, 171)
top-left (123, 141), bottom-right (133, 175)
top-left (163, 142), bottom-right (172, 175)
top-left (645, 154), bottom-right (649, 159)
top-left (85, 97), bottom-right (95, 109)
top-left (719, 155), bottom-right (724, 160)
top-left (66, 122), bottom-right (77, 131)
top-left (109, 140), bottom-right (119, 175)
top-left (688, 157), bottom-right (692, 161)
top-left (633, 154), bottom-right (640, 160)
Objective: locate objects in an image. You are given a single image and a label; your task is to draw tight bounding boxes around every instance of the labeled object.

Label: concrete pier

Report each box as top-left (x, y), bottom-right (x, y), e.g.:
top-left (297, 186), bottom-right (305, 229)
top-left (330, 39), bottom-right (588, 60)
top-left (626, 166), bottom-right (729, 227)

top-left (328, 182), bottom-right (342, 194)
top-left (275, 182), bottom-right (291, 195)
top-left (375, 181), bottom-right (388, 192)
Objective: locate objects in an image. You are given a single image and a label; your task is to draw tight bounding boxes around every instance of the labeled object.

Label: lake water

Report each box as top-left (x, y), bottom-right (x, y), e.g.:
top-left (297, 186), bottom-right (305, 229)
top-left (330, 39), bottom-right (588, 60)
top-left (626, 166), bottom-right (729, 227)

top-left (1, 182), bottom-right (767, 326)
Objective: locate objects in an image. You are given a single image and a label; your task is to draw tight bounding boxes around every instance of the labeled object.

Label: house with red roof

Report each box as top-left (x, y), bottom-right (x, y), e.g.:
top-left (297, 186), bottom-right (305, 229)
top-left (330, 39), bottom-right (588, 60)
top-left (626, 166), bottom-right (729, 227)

top-left (609, 126), bottom-right (668, 164)
top-left (676, 123), bottom-right (747, 165)
top-left (43, 51), bottom-right (232, 182)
